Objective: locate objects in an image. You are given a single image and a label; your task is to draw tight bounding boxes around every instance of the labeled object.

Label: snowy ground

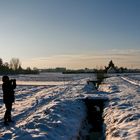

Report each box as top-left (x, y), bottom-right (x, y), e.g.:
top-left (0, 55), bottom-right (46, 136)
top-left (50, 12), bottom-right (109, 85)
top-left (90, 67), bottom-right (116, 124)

top-left (0, 73), bottom-right (140, 140)
top-left (99, 75), bottom-right (140, 140)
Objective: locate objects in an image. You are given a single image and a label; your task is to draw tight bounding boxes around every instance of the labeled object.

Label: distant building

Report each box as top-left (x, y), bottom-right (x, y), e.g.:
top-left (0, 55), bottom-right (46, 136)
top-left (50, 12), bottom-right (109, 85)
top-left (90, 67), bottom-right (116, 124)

top-left (107, 66), bottom-right (116, 73)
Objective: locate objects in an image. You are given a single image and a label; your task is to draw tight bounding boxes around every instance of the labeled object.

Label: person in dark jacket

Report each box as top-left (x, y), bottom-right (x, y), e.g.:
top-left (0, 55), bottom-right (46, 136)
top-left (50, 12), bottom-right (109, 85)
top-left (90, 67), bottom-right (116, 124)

top-left (2, 75), bottom-right (16, 125)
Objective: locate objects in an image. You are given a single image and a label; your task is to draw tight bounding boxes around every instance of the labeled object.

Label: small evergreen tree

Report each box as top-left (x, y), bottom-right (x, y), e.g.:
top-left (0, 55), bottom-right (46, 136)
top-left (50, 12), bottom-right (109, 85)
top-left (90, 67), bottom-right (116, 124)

top-left (108, 60), bottom-right (115, 68)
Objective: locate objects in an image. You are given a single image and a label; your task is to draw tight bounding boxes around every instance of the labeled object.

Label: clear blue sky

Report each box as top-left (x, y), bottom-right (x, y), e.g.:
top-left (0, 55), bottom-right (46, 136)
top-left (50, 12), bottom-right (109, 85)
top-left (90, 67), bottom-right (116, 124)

top-left (0, 0), bottom-right (140, 69)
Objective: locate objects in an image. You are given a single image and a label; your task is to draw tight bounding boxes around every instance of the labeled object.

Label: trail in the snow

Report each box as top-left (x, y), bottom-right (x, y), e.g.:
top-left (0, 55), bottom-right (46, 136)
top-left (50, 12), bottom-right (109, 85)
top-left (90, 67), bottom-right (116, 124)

top-left (121, 76), bottom-right (140, 86)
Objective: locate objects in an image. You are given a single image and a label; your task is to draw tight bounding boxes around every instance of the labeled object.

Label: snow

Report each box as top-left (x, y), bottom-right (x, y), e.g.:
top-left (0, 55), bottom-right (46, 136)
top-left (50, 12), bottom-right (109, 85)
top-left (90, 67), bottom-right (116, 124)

top-left (0, 76), bottom-right (88, 140)
top-left (99, 76), bottom-right (140, 140)
top-left (0, 73), bottom-right (140, 140)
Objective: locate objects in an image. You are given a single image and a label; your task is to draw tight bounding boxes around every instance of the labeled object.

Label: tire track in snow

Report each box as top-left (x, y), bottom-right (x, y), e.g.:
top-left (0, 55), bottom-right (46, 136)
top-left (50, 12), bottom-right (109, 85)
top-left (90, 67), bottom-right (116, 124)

top-left (121, 77), bottom-right (140, 86)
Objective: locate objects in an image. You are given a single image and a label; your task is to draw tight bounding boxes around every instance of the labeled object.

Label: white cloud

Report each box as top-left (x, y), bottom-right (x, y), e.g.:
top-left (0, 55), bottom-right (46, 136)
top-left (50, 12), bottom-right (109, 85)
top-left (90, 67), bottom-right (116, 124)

top-left (21, 49), bottom-right (140, 69)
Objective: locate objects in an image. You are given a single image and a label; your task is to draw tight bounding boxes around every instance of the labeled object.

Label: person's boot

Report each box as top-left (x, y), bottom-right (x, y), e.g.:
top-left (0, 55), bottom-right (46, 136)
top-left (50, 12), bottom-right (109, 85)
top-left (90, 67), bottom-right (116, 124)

top-left (8, 116), bottom-right (14, 123)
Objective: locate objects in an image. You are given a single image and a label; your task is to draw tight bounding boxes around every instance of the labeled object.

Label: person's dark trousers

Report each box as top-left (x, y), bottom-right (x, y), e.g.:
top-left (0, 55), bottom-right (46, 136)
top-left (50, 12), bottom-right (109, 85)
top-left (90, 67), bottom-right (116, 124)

top-left (4, 103), bottom-right (12, 122)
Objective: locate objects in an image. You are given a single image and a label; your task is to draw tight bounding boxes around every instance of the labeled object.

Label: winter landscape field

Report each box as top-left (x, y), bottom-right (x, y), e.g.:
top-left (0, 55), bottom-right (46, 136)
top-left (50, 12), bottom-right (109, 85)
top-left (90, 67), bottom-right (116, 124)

top-left (0, 73), bottom-right (140, 140)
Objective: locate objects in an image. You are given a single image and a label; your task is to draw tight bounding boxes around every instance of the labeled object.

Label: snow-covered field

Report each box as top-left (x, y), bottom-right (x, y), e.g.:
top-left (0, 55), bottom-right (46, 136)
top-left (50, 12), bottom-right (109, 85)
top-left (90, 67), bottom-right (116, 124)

top-left (99, 75), bottom-right (140, 140)
top-left (0, 73), bottom-right (140, 140)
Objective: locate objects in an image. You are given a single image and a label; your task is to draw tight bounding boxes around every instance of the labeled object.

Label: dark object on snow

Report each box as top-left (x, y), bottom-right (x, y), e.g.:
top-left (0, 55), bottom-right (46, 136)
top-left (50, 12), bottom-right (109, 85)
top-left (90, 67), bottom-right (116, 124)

top-left (85, 98), bottom-right (104, 131)
top-left (2, 75), bottom-right (16, 124)
top-left (87, 80), bottom-right (98, 90)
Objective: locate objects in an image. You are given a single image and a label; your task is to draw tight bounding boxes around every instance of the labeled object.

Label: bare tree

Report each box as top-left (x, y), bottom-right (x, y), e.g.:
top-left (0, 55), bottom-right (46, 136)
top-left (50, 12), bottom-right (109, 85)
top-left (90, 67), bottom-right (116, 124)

top-left (4, 62), bottom-right (9, 68)
top-left (10, 58), bottom-right (21, 70)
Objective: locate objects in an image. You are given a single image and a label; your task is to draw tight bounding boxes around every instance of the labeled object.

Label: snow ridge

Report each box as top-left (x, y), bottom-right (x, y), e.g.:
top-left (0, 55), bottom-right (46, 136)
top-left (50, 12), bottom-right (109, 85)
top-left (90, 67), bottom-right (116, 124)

top-left (100, 76), bottom-right (140, 140)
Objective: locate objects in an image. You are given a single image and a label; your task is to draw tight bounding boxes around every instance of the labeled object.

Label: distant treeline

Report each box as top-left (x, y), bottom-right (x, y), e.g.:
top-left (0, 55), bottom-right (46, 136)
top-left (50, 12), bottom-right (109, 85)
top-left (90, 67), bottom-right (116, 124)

top-left (0, 58), bottom-right (39, 75)
top-left (39, 67), bottom-right (97, 73)
top-left (40, 67), bottom-right (67, 73)
top-left (39, 68), bottom-right (114, 74)
top-left (40, 61), bottom-right (140, 74)
top-left (1, 58), bottom-right (140, 75)
top-left (62, 68), bottom-right (140, 74)
top-left (62, 69), bottom-right (96, 74)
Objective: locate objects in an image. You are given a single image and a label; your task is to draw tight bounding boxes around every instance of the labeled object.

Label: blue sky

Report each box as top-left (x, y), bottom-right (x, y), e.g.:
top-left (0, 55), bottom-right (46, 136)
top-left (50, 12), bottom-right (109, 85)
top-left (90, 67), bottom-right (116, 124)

top-left (0, 0), bottom-right (140, 69)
